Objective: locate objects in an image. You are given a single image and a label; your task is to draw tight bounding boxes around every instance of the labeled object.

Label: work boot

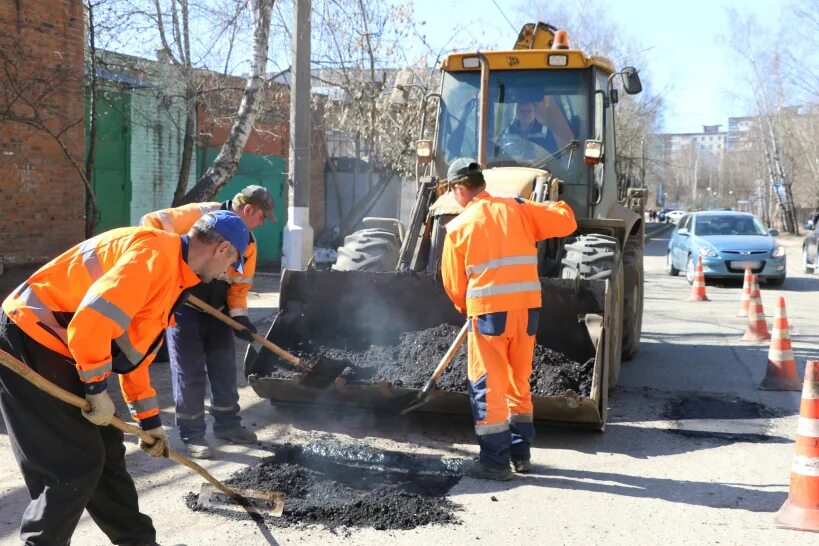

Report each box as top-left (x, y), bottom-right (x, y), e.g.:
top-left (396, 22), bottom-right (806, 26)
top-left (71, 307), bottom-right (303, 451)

top-left (511, 458), bottom-right (532, 474)
top-left (462, 459), bottom-right (513, 481)
top-left (183, 438), bottom-right (212, 459)
top-left (214, 426), bottom-right (257, 444)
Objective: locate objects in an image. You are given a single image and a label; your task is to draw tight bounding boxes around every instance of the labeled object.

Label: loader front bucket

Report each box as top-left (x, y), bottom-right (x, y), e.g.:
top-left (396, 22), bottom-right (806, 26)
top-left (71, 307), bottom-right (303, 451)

top-left (247, 269), bottom-right (610, 429)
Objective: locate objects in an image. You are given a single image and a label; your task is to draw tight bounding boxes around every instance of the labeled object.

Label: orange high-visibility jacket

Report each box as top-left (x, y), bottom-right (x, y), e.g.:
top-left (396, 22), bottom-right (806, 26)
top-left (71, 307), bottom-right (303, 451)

top-left (442, 191), bottom-right (577, 316)
top-left (2, 227), bottom-right (200, 427)
top-left (140, 201), bottom-right (256, 316)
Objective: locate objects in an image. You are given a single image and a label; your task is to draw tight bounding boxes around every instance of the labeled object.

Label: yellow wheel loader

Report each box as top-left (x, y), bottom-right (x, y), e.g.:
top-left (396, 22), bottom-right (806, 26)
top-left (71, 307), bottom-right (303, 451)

top-left (246, 22), bottom-right (647, 430)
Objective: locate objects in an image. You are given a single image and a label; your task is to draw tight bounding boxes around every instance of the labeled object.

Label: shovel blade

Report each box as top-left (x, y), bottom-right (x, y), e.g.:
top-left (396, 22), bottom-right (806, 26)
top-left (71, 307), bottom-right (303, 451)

top-left (296, 355), bottom-right (348, 388)
top-left (197, 483), bottom-right (284, 517)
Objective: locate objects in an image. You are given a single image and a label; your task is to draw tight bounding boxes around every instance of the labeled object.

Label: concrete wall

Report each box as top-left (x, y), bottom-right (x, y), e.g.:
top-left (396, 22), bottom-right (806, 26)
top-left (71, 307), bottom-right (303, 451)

top-left (129, 89), bottom-right (196, 221)
top-left (0, 0), bottom-right (85, 267)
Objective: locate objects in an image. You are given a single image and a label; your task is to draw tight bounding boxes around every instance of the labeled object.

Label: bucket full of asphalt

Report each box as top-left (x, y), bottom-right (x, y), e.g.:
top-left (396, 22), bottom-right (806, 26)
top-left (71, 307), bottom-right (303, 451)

top-left (264, 323), bottom-right (594, 397)
top-left (186, 442), bottom-right (463, 530)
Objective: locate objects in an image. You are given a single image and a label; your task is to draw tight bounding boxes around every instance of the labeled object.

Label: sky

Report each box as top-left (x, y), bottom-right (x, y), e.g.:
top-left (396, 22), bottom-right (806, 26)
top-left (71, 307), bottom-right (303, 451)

top-left (411, 0), bottom-right (785, 134)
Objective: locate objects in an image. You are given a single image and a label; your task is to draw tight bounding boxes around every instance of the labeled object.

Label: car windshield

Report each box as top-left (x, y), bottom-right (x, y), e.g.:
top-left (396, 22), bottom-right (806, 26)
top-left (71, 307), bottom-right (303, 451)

top-left (436, 69), bottom-right (591, 182)
top-left (695, 216), bottom-right (768, 236)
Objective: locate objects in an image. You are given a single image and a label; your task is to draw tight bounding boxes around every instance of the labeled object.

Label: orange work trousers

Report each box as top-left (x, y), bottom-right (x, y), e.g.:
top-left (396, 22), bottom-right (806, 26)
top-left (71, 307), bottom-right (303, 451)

top-left (467, 307), bottom-right (538, 468)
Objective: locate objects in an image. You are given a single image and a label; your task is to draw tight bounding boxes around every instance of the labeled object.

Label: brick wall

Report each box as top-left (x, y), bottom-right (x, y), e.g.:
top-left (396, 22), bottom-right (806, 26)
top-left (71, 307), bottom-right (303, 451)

top-left (0, 0), bottom-right (86, 267)
top-left (129, 89), bottom-right (197, 221)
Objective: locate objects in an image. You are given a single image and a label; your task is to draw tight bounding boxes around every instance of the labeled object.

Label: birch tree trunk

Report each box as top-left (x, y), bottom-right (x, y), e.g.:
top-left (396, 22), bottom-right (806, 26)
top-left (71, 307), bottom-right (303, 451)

top-left (178, 0), bottom-right (273, 204)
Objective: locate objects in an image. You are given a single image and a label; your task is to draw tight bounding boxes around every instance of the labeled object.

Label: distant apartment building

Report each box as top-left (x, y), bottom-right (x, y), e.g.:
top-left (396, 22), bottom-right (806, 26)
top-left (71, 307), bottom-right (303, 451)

top-left (726, 116), bottom-right (757, 152)
top-left (655, 125), bottom-right (726, 163)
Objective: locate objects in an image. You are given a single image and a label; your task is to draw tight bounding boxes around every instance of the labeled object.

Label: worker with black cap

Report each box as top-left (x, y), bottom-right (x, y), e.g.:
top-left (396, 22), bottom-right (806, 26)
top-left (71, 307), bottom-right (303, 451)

top-left (440, 158), bottom-right (577, 480)
top-left (140, 185), bottom-right (278, 459)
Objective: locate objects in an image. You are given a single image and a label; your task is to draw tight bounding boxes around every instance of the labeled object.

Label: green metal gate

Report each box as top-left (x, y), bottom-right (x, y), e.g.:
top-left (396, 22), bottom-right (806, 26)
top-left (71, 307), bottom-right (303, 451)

top-left (87, 89), bottom-right (131, 233)
top-left (200, 149), bottom-right (285, 263)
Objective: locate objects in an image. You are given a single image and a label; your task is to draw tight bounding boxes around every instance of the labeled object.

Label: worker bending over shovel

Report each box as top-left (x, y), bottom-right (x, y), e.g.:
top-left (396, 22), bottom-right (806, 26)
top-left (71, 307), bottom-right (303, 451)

top-left (0, 211), bottom-right (248, 545)
top-left (441, 158), bottom-right (577, 481)
top-left (141, 186), bottom-right (277, 459)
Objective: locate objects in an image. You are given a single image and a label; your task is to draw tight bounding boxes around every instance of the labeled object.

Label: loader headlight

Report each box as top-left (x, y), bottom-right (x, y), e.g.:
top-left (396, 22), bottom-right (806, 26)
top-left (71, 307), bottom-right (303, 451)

top-left (699, 246), bottom-right (718, 257)
top-left (772, 246), bottom-right (786, 258)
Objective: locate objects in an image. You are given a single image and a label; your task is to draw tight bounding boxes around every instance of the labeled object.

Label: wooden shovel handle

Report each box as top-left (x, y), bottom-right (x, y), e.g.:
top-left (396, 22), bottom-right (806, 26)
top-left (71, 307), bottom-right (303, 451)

top-left (422, 322), bottom-right (469, 392)
top-left (0, 348), bottom-right (244, 501)
top-left (186, 295), bottom-right (312, 373)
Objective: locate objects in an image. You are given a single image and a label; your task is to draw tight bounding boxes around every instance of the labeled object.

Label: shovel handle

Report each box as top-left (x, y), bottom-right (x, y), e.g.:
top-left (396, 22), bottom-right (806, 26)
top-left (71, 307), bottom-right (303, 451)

top-left (0, 348), bottom-right (244, 502)
top-left (186, 295), bottom-right (312, 373)
top-left (421, 322), bottom-right (469, 393)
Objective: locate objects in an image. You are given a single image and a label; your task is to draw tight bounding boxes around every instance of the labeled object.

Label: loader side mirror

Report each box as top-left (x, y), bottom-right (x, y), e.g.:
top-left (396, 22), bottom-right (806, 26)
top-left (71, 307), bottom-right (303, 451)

top-left (390, 69), bottom-right (415, 105)
top-left (621, 67), bottom-right (642, 95)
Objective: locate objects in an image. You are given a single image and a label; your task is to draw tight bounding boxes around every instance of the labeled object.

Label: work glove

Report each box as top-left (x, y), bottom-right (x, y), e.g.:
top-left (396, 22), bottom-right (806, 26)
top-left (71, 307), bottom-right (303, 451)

top-left (232, 315), bottom-right (257, 342)
top-left (139, 426), bottom-right (169, 458)
top-left (82, 391), bottom-right (116, 426)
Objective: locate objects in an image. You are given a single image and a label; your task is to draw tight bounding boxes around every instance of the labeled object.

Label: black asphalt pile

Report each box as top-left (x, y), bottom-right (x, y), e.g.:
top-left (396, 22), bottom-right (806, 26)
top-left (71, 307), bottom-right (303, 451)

top-left (186, 443), bottom-right (462, 530)
top-left (264, 323), bottom-right (593, 397)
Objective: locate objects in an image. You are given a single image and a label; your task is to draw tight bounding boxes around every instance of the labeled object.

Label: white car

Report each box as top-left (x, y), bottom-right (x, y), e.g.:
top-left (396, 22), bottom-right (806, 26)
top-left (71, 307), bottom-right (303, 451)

top-left (666, 210), bottom-right (686, 224)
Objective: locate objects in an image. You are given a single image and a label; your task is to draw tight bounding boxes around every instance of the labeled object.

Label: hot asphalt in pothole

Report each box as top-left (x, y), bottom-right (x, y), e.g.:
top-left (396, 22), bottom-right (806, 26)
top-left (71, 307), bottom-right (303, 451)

top-left (185, 442), bottom-right (464, 531)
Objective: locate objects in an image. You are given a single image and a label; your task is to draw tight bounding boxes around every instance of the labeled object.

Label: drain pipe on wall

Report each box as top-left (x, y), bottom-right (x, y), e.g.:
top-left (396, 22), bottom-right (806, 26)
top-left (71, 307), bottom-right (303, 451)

top-left (282, 0), bottom-right (314, 270)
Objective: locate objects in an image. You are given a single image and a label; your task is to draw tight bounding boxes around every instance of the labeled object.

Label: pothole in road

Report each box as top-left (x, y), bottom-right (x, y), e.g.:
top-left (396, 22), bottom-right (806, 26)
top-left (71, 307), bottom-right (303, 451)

top-left (663, 395), bottom-right (784, 443)
top-left (185, 442), bottom-right (464, 531)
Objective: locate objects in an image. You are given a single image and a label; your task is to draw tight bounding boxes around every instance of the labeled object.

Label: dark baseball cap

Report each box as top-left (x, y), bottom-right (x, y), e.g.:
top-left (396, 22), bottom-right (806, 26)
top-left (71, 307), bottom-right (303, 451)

top-left (239, 185), bottom-right (278, 223)
top-left (201, 210), bottom-right (249, 273)
top-left (447, 157), bottom-right (484, 187)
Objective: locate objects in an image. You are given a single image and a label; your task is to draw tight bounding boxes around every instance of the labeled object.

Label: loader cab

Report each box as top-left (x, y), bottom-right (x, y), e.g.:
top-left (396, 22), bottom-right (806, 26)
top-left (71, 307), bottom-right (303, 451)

top-left (435, 68), bottom-right (591, 214)
top-left (429, 49), bottom-right (632, 221)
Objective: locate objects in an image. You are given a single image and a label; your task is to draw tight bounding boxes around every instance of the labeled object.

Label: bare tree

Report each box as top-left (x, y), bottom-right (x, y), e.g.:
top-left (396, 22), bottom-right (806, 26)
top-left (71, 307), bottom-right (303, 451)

top-left (93, 0), bottom-right (274, 206)
top-left (726, 9), bottom-right (801, 231)
top-left (530, 0), bottom-right (665, 199)
top-left (178, 0), bottom-right (274, 203)
top-left (299, 0), bottom-right (443, 238)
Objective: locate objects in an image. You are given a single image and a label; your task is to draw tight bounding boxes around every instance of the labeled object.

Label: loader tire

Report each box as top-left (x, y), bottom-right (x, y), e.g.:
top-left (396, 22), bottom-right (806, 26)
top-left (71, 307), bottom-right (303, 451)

top-left (560, 235), bottom-right (623, 390)
top-left (621, 234), bottom-right (644, 361)
top-left (332, 228), bottom-right (400, 272)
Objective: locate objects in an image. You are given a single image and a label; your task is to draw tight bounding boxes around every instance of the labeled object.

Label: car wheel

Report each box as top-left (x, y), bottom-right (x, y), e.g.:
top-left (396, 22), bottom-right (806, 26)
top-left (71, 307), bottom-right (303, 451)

top-left (686, 255), bottom-right (695, 285)
top-left (803, 246), bottom-right (813, 274)
top-left (666, 252), bottom-right (679, 276)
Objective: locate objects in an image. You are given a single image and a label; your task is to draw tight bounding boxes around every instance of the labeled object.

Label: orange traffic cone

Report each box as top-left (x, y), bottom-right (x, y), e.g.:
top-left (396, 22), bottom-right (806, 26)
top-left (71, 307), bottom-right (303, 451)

top-left (759, 297), bottom-right (801, 390)
top-left (741, 277), bottom-right (770, 342)
top-left (774, 360), bottom-right (819, 531)
top-left (689, 256), bottom-right (710, 302)
top-left (737, 266), bottom-right (753, 317)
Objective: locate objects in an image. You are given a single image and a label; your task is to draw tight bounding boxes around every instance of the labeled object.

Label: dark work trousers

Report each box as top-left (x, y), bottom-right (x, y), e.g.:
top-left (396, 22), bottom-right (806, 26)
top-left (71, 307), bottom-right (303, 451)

top-left (167, 305), bottom-right (241, 441)
top-left (0, 311), bottom-right (156, 546)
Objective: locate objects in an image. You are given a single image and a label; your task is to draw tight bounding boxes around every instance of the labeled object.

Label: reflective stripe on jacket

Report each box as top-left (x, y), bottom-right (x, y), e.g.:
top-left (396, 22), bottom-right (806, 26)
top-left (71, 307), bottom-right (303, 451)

top-left (441, 191), bottom-right (577, 316)
top-left (1, 227), bottom-right (200, 425)
top-left (140, 200), bottom-right (257, 316)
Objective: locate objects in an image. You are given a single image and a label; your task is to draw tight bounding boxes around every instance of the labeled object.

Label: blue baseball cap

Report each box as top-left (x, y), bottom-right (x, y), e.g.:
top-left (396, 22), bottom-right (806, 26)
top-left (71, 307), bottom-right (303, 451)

top-left (201, 210), bottom-right (249, 273)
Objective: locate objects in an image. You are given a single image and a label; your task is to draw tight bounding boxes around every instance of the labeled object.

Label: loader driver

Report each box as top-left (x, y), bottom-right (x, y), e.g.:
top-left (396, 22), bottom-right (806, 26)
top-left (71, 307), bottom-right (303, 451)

top-left (141, 185), bottom-right (277, 459)
top-left (441, 158), bottom-right (577, 480)
top-left (0, 211), bottom-right (248, 545)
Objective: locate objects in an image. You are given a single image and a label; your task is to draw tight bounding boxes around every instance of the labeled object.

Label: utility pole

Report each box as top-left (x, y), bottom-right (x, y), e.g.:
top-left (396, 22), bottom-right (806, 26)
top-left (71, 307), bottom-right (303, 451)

top-left (282, 0), bottom-right (313, 270)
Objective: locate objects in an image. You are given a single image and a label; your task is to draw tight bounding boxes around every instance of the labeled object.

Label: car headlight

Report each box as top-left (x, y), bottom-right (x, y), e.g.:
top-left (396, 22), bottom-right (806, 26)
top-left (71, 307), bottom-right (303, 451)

top-left (772, 246), bottom-right (786, 258)
top-left (699, 246), bottom-right (718, 257)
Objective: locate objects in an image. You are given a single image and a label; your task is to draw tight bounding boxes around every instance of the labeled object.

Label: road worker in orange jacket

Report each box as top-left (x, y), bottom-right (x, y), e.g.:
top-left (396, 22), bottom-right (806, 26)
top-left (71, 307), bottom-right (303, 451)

top-left (441, 158), bottom-right (577, 481)
top-left (0, 210), bottom-right (248, 545)
top-left (140, 185), bottom-right (277, 459)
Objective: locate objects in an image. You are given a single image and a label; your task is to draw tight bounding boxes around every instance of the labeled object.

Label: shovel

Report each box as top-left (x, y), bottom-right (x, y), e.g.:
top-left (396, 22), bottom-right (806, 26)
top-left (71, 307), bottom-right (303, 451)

top-left (398, 322), bottom-right (469, 415)
top-left (0, 348), bottom-right (284, 517)
top-left (186, 295), bottom-right (347, 389)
